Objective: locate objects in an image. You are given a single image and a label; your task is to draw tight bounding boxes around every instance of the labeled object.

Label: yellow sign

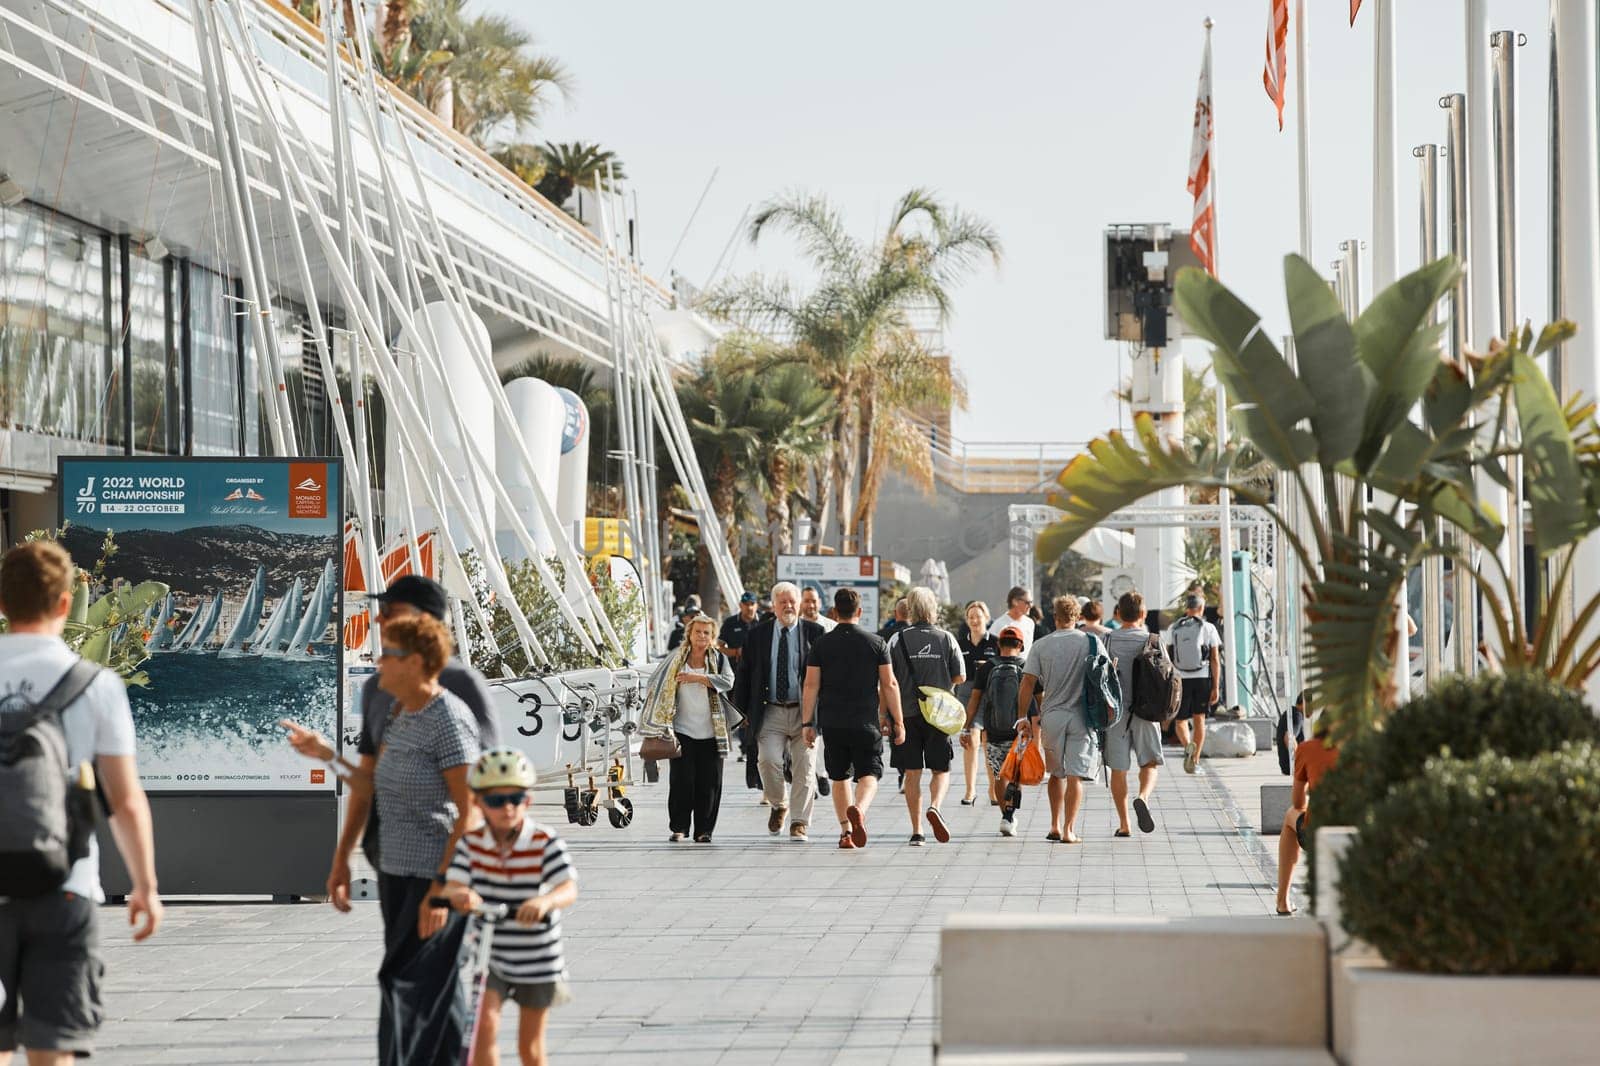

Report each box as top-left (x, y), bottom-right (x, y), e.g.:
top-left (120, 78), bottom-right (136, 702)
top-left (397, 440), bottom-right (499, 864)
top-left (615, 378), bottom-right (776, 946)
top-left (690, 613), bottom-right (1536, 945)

top-left (584, 518), bottom-right (634, 560)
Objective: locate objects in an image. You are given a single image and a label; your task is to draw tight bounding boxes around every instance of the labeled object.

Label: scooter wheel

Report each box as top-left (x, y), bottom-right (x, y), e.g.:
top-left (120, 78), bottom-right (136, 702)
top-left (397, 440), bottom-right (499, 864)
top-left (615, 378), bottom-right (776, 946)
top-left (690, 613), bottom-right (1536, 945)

top-left (607, 797), bottom-right (634, 829)
top-left (577, 790), bottom-right (600, 826)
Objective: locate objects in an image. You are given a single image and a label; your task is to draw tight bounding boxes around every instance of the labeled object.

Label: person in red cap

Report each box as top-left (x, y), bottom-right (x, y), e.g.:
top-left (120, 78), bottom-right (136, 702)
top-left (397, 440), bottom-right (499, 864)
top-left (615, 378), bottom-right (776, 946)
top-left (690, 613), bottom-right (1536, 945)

top-left (962, 625), bottom-right (1030, 836)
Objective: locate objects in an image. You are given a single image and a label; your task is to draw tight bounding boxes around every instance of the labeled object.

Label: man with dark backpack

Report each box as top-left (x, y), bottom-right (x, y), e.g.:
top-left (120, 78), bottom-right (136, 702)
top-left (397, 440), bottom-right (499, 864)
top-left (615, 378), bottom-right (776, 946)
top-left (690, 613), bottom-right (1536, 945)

top-left (0, 540), bottom-right (162, 1061)
top-left (961, 626), bottom-right (1028, 837)
top-left (1104, 592), bottom-right (1172, 836)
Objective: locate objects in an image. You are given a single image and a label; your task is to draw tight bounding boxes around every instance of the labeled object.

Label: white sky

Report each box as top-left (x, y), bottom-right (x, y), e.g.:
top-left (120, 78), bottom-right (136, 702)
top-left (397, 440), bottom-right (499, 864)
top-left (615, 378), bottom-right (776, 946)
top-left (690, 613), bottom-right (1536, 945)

top-left (492, 0), bottom-right (1554, 442)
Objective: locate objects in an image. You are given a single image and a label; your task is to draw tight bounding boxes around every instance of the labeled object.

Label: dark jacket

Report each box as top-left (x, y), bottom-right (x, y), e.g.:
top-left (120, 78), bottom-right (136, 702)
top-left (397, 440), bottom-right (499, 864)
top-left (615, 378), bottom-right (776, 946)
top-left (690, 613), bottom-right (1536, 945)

top-left (732, 616), bottom-right (826, 734)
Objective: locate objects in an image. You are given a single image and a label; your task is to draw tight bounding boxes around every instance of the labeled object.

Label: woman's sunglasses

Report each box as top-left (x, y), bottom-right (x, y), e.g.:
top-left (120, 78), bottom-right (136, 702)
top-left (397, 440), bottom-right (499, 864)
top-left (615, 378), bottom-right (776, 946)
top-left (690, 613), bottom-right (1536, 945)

top-left (481, 791), bottom-right (529, 809)
top-left (379, 646), bottom-right (412, 659)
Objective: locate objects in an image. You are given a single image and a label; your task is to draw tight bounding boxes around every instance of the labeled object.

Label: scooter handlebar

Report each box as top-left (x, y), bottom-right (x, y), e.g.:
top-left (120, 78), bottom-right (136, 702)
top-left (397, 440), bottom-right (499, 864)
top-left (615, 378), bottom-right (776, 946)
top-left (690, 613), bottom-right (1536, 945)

top-left (428, 896), bottom-right (511, 921)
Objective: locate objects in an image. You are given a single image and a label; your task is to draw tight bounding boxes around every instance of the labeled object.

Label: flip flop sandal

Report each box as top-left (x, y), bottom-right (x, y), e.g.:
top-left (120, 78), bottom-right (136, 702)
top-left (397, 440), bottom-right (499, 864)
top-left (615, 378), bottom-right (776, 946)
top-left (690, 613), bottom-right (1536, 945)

top-left (1045, 831), bottom-right (1062, 842)
top-left (1133, 797), bottom-right (1156, 834)
top-left (1113, 829), bottom-right (1131, 838)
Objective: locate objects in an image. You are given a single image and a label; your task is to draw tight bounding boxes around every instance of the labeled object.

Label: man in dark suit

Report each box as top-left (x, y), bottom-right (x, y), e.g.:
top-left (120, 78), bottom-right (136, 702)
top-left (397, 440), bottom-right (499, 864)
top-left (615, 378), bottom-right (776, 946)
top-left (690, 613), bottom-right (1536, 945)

top-left (733, 581), bottom-right (826, 840)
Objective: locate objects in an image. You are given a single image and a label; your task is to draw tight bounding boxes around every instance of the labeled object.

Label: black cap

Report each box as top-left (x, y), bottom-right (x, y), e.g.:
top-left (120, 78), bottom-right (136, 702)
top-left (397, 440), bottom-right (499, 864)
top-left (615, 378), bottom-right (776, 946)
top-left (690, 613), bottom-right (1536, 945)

top-left (740, 591), bottom-right (758, 604)
top-left (375, 575), bottom-right (448, 620)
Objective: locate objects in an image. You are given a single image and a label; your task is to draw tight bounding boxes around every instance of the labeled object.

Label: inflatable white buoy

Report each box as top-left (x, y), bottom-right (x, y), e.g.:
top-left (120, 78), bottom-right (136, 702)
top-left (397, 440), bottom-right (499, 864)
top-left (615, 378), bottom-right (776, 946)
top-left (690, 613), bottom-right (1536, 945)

top-left (497, 377), bottom-right (565, 561)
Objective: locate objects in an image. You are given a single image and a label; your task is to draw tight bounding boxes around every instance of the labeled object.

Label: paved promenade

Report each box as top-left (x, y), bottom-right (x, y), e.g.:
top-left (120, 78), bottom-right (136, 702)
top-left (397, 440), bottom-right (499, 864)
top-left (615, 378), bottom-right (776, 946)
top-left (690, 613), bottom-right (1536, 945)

top-left (95, 742), bottom-right (1293, 1064)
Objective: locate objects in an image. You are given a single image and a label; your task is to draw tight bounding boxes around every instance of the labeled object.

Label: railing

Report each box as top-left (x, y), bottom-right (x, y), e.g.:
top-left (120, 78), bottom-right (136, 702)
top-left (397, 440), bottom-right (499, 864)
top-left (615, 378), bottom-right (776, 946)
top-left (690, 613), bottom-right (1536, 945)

top-left (908, 414), bottom-right (1084, 495)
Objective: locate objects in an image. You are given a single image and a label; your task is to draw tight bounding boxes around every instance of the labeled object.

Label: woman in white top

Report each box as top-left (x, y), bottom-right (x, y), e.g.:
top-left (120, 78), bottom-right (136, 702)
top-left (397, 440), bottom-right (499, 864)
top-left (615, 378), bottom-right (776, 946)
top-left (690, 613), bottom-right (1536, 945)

top-left (641, 613), bottom-right (735, 842)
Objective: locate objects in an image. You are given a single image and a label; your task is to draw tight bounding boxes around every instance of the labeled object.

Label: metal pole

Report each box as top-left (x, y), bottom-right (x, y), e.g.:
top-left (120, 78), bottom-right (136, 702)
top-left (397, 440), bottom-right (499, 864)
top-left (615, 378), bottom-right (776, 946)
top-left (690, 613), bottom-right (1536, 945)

top-left (1216, 384), bottom-right (1239, 712)
top-left (1293, 0), bottom-right (1313, 259)
top-left (1417, 144), bottom-right (1445, 686)
top-left (1371, 0), bottom-right (1399, 292)
top-left (1492, 28), bottom-right (1526, 637)
top-left (1441, 94), bottom-right (1479, 675)
top-left (1551, 0), bottom-right (1600, 705)
top-left (1466, 0), bottom-right (1499, 348)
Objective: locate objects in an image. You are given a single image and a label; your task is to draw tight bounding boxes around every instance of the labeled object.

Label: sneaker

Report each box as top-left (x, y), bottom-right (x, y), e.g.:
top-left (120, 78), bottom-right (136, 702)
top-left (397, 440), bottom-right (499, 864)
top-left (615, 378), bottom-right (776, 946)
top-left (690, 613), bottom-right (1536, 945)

top-left (926, 807), bottom-right (950, 844)
top-left (838, 830), bottom-right (856, 850)
top-left (998, 817), bottom-right (1017, 838)
top-left (846, 805), bottom-right (868, 848)
top-left (1133, 797), bottom-right (1156, 834)
top-left (768, 806), bottom-right (787, 834)
top-left (790, 823), bottom-right (808, 841)
top-left (908, 833), bottom-right (925, 847)
top-left (1183, 742), bottom-right (1198, 774)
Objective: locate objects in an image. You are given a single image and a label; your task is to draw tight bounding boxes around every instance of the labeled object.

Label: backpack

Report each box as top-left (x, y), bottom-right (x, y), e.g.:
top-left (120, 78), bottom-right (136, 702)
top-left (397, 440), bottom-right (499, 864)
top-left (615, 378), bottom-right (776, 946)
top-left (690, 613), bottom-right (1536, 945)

top-left (1130, 634), bottom-right (1183, 725)
top-left (980, 660), bottom-right (1025, 740)
top-left (1083, 633), bottom-right (1123, 732)
top-left (0, 659), bottom-right (103, 897)
top-left (1169, 615), bottom-right (1208, 672)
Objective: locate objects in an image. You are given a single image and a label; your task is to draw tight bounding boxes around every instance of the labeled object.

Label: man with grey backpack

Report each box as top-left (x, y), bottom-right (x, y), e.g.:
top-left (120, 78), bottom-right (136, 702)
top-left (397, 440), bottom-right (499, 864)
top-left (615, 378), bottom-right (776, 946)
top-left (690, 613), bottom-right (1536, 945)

top-left (0, 540), bottom-right (161, 1063)
top-left (1167, 591), bottom-right (1222, 773)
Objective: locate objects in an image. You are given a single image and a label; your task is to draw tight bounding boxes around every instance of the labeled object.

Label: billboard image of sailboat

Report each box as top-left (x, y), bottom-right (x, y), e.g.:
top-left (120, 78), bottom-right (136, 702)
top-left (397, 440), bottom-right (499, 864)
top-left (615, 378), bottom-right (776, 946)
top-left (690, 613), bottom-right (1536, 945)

top-left (58, 457), bottom-right (343, 794)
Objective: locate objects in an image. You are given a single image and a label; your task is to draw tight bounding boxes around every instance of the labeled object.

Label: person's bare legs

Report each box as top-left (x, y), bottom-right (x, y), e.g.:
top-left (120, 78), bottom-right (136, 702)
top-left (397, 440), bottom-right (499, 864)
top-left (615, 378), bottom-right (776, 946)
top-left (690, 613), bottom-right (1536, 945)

top-left (831, 777), bottom-right (854, 828)
top-left (961, 735), bottom-right (979, 802)
top-left (472, 987), bottom-right (504, 1066)
top-left (1046, 775), bottom-right (1067, 835)
top-left (854, 775), bottom-right (879, 817)
top-left (1276, 806), bottom-right (1304, 912)
top-left (903, 769), bottom-right (924, 834)
top-left (1061, 778), bottom-right (1086, 843)
top-left (1192, 712), bottom-right (1207, 760)
top-left (516, 1003), bottom-right (550, 1066)
top-left (1173, 718), bottom-right (1192, 751)
top-left (928, 769), bottom-right (951, 813)
top-left (3, 1052), bottom-right (74, 1066)
top-left (1137, 764), bottom-right (1158, 802)
top-left (1110, 769), bottom-right (1131, 834)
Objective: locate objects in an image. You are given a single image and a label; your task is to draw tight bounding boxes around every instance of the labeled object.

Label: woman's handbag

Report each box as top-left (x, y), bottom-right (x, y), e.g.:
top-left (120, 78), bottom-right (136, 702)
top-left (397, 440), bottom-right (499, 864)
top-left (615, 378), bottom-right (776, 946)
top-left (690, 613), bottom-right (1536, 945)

top-left (1000, 730), bottom-right (1046, 787)
top-left (638, 732), bottom-right (681, 761)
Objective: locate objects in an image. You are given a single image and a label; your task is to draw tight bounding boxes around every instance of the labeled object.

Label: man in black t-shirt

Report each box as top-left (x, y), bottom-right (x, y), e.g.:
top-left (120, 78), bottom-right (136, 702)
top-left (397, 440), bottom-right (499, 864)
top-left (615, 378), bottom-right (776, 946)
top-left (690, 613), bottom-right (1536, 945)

top-left (885, 587), bottom-right (965, 846)
top-left (802, 588), bottom-right (904, 850)
top-left (717, 592), bottom-right (759, 661)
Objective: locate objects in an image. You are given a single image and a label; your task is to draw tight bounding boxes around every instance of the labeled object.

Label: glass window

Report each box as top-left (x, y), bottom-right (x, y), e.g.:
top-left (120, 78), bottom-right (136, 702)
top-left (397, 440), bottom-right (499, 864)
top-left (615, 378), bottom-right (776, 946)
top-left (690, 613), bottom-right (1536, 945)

top-left (0, 202), bottom-right (117, 446)
top-left (245, 300), bottom-right (327, 457)
top-left (128, 249), bottom-right (181, 454)
top-left (188, 265), bottom-right (242, 455)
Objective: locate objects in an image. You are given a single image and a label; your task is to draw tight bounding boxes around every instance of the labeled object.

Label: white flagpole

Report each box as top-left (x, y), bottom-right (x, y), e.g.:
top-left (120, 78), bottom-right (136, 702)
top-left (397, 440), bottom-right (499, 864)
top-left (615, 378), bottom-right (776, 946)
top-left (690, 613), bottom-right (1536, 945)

top-left (1294, 0), bottom-right (1313, 259)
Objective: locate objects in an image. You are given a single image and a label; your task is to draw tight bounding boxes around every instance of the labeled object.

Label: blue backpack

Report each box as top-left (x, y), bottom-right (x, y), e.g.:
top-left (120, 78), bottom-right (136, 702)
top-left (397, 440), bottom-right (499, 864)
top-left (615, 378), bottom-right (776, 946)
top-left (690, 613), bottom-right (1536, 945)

top-left (1083, 632), bottom-right (1123, 732)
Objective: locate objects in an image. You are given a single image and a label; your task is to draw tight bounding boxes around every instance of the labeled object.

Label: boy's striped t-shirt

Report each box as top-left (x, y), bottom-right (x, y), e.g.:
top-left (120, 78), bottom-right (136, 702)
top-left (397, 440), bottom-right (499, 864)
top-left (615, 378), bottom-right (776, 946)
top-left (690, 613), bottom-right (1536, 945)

top-left (446, 819), bottom-right (576, 983)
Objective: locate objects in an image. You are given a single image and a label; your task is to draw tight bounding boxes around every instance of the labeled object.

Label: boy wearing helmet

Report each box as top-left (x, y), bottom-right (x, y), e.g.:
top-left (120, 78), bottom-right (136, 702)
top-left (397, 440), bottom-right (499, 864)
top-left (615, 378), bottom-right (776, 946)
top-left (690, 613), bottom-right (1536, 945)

top-left (442, 747), bottom-right (579, 1066)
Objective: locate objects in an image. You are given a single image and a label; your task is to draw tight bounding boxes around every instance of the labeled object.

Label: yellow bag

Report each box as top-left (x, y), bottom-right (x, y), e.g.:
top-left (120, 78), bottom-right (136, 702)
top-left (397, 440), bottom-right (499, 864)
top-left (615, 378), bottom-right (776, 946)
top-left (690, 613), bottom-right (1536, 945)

top-left (918, 686), bottom-right (968, 735)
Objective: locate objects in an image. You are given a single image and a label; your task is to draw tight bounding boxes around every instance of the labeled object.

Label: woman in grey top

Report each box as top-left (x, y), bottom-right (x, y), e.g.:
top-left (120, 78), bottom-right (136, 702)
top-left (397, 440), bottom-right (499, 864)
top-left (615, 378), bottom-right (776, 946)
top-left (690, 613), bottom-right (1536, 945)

top-left (364, 613), bottom-right (481, 1063)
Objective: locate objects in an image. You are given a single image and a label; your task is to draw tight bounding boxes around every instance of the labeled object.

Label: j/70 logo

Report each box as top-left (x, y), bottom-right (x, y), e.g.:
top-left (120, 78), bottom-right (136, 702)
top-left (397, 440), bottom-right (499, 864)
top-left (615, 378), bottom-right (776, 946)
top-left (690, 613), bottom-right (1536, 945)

top-left (75, 477), bottom-right (96, 513)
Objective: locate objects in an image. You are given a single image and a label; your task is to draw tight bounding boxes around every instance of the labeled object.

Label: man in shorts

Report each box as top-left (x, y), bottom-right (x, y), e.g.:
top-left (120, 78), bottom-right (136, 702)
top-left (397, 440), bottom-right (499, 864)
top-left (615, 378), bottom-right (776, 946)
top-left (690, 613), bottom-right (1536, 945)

top-left (801, 588), bottom-right (904, 849)
top-left (1167, 592), bottom-right (1222, 773)
top-left (886, 587), bottom-right (965, 846)
top-left (1103, 591), bottom-right (1165, 836)
top-left (0, 541), bottom-right (163, 1063)
top-left (1018, 596), bottom-right (1094, 843)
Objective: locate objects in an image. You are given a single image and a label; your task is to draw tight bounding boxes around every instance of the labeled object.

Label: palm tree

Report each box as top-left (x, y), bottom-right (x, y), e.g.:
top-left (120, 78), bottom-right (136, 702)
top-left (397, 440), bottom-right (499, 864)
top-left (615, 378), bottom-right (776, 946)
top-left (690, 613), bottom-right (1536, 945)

top-left (532, 143), bottom-right (626, 219)
top-left (375, 0), bottom-right (572, 143)
top-left (706, 189), bottom-right (1000, 554)
top-left (677, 357), bottom-right (765, 606)
top-left (747, 363), bottom-right (834, 558)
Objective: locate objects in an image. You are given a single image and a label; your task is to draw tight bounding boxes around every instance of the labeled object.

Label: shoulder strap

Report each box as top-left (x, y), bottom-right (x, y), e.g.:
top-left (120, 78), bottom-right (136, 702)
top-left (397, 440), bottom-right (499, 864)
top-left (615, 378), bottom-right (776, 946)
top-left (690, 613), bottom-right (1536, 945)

top-left (32, 659), bottom-right (102, 722)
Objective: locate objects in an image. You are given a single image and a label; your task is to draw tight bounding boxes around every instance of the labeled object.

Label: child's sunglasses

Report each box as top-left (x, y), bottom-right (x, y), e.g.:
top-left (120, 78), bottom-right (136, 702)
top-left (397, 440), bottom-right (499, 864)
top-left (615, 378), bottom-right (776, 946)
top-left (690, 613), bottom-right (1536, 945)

top-left (481, 791), bottom-right (529, 809)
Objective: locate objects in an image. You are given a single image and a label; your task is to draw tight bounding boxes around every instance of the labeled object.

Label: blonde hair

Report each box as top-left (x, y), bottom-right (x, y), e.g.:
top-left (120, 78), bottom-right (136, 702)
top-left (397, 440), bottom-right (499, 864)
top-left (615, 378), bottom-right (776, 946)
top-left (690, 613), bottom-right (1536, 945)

top-left (684, 613), bottom-right (718, 641)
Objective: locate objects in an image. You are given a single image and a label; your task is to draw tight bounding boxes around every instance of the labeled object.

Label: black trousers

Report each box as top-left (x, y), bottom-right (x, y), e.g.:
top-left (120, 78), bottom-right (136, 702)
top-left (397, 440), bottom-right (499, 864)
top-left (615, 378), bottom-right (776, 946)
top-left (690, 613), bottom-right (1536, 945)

top-left (376, 872), bottom-right (468, 1066)
top-left (667, 733), bottom-right (723, 838)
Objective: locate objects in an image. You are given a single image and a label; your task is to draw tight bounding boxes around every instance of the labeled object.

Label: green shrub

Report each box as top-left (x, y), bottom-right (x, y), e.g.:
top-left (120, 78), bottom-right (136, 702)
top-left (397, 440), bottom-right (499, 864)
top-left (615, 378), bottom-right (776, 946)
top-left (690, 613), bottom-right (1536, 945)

top-left (1318, 671), bottom-right (1600, 830)
top-left (1338, 743), bottom-right (1600, 974)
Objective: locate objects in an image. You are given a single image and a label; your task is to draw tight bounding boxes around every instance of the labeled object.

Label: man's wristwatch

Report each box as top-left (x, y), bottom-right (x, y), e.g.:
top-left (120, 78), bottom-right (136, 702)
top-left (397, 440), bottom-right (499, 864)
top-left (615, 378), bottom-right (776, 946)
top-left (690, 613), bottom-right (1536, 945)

top-left (801, 721), bottom-right (814, 729)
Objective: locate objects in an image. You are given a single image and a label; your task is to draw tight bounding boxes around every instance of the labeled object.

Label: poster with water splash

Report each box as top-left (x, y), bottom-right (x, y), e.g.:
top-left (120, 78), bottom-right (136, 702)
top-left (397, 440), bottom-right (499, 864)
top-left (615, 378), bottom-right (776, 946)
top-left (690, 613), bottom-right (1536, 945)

top-left (58, 457), bottom-right (342, 793)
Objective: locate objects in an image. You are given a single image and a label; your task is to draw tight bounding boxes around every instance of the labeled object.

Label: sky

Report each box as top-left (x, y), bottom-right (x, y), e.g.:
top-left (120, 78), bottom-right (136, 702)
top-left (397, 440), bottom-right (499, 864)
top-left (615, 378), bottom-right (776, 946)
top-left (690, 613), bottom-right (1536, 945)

top-left (489, 0), bottom-right (1556, 443)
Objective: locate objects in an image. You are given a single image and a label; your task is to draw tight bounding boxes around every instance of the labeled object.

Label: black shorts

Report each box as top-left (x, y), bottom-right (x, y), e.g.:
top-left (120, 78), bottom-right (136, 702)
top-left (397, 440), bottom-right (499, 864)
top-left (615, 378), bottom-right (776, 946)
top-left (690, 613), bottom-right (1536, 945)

top-left (0, 892), bottom-right (103, 1056)
top-left (1176, 677), bottom-right (1214, 720)
top-left (822, 728), bottom-right (884, 782)
top-left (890, 711), bottom-right (954, 773)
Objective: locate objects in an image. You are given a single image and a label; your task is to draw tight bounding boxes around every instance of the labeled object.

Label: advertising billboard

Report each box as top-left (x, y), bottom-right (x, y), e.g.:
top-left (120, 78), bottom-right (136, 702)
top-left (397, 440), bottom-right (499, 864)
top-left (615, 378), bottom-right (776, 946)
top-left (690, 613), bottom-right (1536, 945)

top-left (58, 457), bottom-right (342, 793)
top-left (775, 554), bottom-right (881, 631)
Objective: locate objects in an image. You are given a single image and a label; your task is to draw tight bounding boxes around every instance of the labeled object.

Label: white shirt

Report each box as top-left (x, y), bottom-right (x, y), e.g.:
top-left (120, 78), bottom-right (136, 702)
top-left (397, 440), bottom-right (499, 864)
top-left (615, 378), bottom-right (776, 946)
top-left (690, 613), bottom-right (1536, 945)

top-left (804, 613), bottom-right (837, 632)
top-left (988, 612), bottom-right (1035, 657)
top-left (1168, 616), bottom-right (1223, 680)
top-left (673, 672), bottom-right (715, 739)
top-left (0, 634), bottom-right (138, 901)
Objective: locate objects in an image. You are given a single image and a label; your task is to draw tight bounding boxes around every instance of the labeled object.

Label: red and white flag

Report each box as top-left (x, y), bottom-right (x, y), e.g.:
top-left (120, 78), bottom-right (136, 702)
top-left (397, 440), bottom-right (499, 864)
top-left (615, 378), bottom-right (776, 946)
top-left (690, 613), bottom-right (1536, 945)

top-left (1264, 0), bottom-right (1289, 130)
top-left (1187, 25), bottom-right (1216, 276)
top-left (1350, 0), bottom-right (1364, 25)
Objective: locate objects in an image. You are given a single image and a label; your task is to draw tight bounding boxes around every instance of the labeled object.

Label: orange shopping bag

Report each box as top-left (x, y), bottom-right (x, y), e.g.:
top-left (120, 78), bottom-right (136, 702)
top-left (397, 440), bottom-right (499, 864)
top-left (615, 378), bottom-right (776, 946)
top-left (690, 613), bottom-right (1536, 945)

top-left (1001, 730), bottom-right (1046, 787)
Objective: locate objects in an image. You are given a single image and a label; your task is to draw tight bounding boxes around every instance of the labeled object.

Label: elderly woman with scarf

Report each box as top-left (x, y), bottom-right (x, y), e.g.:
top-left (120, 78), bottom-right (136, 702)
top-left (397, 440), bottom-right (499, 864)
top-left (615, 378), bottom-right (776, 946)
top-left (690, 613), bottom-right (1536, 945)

top-left (641, 612), bottom-right (735, 842)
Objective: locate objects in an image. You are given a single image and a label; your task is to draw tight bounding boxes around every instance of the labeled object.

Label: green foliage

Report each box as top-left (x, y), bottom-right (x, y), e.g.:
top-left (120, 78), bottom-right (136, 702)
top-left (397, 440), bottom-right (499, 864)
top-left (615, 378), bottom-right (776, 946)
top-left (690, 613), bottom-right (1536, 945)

top-left (531, 142), bottom-right (625, 215)
top-left (1317, 671), bottom-right (1600, 831)
top-left (1037, 253), bottom-right (1600, 739)
top-left (0, 527), bottom-right (166, 686)
top-left (1338, 743), bottom-right (1600, 975)
top-left (458, 552), bottom-right (644, 675)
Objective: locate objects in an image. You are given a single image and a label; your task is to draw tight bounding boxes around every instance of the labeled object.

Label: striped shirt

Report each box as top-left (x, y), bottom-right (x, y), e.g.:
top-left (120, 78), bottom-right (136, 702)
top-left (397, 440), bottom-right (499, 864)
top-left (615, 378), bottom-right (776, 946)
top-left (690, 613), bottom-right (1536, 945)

top-left (446, 820), bottom-right (576, 983)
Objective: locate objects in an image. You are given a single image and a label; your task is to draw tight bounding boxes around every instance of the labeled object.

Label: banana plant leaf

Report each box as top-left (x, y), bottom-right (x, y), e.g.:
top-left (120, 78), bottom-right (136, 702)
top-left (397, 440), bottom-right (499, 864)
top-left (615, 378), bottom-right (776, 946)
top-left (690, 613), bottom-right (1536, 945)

top-left (1350, 257), bottom-right (1459, 472)
top-left (1511, 348), bottom-right (1597, 556)
top-left (1284, 254), bottom-right (1370, 464)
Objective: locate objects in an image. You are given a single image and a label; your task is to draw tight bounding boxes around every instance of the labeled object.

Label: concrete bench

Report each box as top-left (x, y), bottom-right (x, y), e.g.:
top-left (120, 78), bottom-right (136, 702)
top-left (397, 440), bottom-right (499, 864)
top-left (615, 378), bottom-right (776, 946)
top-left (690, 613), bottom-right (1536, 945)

top-left (938, 915), bottom-right (1329, 1061)
top-left (1244, 716), bottom-right (1274, 751)
top-left (1261, 782), bottom-right (1293, 832)
top-left (939, 1050), bottom-right (1336, 1065)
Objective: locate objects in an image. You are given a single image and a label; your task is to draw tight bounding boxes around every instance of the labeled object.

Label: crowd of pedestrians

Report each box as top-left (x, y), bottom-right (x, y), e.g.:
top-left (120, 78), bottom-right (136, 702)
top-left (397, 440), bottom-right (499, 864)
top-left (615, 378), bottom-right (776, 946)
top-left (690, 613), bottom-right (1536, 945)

top-left (645, 577), bottom-right (1237, 852)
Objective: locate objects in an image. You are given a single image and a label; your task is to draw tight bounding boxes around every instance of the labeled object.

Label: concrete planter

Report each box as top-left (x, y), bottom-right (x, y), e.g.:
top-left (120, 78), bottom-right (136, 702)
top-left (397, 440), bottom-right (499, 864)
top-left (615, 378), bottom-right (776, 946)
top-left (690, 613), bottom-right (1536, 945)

top-left (1332, 957), bottom-right (1600, 1065)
